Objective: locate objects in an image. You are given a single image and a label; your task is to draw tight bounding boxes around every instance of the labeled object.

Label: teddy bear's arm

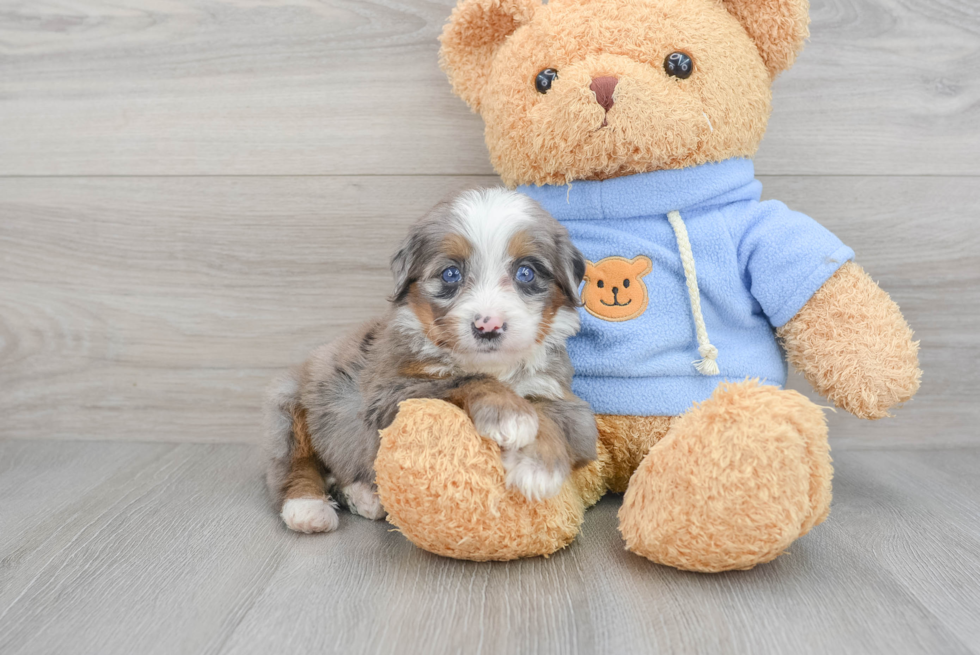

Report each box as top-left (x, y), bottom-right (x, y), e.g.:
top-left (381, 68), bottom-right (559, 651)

top-left (776, 262), bottom-right (921, 419)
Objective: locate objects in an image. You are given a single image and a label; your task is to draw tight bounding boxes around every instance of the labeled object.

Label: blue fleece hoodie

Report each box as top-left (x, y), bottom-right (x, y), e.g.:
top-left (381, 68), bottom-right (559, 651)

top-left (518, 158), bottom-right (853, 416)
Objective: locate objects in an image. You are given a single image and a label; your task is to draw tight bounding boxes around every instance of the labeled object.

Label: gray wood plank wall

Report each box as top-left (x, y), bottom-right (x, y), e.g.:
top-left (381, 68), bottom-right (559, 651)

top-left (1, 0), bottom-right (978, 447)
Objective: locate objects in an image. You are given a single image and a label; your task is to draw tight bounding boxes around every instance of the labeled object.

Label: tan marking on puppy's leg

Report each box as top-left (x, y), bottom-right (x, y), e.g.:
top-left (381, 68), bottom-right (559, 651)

top-left (398, 360), bottom-right (451, 379)
top-left (446, 378), bottom-right (539, 450)
top-left (280, 407), bottom-right (338, 534)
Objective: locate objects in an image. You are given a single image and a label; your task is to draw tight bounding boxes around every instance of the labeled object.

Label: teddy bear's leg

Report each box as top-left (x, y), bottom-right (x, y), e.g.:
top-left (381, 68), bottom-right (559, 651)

top-left (374, 398), bottom-right (606, 561)
top-left (595, 414), bottom-right (675, 493)
top-left (618, 380), bottom-right (831, 572)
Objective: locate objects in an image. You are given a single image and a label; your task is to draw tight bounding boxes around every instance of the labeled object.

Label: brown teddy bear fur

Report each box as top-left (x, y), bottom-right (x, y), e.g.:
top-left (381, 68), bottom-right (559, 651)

top-left (595, 414), bottom-right (673, 494)
top-left (374, 0), bottom-right (921, 571)
top-left (440, 0), bottom-right (797, 187)
top-left (778, 262), bottom-right (921, 419)
top-left (375, 399), bottom-right (608, 561)
top-left (618, 380), bottom-right (832, 572)
top-left (376, 381), bottom-right (831, 571)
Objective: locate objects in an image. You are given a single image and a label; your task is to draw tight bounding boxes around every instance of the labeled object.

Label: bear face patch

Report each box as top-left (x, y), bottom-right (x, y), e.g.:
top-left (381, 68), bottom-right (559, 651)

top-left (582, 256), bottom-right (653, 322)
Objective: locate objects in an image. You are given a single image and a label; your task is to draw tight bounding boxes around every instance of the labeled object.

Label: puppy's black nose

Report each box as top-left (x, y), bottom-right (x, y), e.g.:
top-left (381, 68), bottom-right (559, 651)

top-left (590, 76), bottom-right (618, 112)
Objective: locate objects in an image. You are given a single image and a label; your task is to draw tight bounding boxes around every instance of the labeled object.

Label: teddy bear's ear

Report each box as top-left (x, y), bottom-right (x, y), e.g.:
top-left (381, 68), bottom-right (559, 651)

top-left (439, 0), bottom-right (538, 111)
top-left (720, 0), bottom-right (810, 77)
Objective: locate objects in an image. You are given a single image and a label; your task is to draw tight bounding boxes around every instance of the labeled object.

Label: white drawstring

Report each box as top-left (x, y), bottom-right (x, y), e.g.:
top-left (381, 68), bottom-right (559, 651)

top-left (667, 210), bottom-right (720, 376)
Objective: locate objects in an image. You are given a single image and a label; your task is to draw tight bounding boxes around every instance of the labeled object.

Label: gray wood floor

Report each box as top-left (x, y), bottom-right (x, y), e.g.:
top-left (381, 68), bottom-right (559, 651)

top-left (0, 440), bottom-right (978, 655)
top-left (2, 0), bottom-right (979, 653)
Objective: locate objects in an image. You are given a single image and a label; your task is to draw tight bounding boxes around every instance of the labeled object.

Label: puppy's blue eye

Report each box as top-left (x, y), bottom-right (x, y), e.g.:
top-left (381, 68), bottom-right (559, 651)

top-left (516, 265), bottom-right (535, 283)
top-left (441, 266), bottom-right (462, 284)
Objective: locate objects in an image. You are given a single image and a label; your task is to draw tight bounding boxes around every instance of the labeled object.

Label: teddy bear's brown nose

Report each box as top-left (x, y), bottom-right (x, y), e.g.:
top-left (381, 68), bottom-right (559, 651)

top-left (590, 76), bottom-right (618, 112)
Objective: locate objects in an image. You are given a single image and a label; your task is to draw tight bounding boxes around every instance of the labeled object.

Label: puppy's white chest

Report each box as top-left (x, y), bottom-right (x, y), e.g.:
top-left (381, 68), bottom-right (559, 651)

top-left (510, 373), bottom-right (563, 400)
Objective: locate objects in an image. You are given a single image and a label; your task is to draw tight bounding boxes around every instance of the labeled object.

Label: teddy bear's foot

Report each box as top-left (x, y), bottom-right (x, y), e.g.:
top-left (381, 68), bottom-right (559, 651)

top-left (374, 399), bottom-right (605, 561)
top-left (619, 380), bottom-right (832, 572)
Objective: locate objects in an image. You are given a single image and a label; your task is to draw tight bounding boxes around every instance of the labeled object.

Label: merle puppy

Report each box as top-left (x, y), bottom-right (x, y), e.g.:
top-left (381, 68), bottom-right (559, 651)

top-left (265, 188), bottom-right (598, 534)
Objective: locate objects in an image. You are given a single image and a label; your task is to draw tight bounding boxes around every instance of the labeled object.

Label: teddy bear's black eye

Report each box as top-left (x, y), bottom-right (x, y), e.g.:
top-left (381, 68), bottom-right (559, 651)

top-left (664, 52), bottom-right (693, 79)
top-left (597, 280), bottom-right (604, 289)
top-left (623, 279), bottom-right (630, 288)
top-left (535, 68), bottom-right (558, 94)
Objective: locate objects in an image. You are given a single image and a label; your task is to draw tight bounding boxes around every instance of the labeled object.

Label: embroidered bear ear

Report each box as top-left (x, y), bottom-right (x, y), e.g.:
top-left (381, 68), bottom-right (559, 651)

top-left (440, 0), bottom-right (539, 112)
top-left (628, 255), bottom-right (653, 278)
top-left (720, 0), bottom-right (809, 78)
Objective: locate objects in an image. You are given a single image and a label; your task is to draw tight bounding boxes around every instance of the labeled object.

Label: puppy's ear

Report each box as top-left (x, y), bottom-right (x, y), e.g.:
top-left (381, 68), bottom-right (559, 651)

top-left (720, 0), bottom-right (809, 78)
top-left (552, 231), bottom-right (587, 308)
top-left (389, 234), bottom-right (417, 304)
top-left (440, 0), bottom-right (538, 112)
top-left (391, 204), bottom-right (449, 303)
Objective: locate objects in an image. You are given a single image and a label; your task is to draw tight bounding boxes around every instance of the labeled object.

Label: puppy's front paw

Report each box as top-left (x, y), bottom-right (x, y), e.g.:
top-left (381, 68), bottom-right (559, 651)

top-left (502, 451), bottom-right (569, 502)
top-left (281, 497), bottom-right (339, 533)
top-left (471, 398), bottom-right (539, 450)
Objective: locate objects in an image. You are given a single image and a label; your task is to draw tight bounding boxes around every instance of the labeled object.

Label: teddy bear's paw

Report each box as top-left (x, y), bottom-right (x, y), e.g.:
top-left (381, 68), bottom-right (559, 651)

top-left (502, 450), bottom-right (569, 502)
top-left (470, 397), bottom-right (539, 450)
top-left (375, 399), bottom-right (587, 561)
top-left (619, 380), bottom-right (830, 572)
top-left (281, 497), bottom-right (340, 534)
top-left (778, 262), bottom-right (921, 420)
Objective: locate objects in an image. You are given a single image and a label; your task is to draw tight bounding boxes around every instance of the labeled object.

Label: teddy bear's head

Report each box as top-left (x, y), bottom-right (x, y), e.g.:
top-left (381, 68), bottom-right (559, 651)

top-left (440, 0), bottom-right (809, 187)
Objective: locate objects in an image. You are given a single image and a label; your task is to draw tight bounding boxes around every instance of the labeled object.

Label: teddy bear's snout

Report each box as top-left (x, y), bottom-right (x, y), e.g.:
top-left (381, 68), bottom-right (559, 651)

top-left (589, 76), bottom-right (618, 112)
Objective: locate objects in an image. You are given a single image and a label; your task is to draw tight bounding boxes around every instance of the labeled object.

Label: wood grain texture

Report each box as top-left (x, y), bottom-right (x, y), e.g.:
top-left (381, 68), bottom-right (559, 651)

top-left (0, 0), bottom-right (978, 176)
top-left (1, 1), bottom-right (975, 650)
top-left (0, 441), bottom-right (978, 655)
top-left (1, 174), bottom-right (977, 445)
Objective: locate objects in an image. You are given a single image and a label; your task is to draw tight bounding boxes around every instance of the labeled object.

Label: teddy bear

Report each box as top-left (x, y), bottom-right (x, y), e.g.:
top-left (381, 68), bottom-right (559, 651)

top-left (373, 0), bottom-right (921, 572)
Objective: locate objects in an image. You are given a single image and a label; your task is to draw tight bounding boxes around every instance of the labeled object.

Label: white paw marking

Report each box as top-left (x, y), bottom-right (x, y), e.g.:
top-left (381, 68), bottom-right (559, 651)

top-left (281, 497), bottom-right (339, 534)
top-left (476, 409), bottom-right (539, 450)
top-left (341, 482), bottom-right (387, 521)
top-left (502, 451), bottom-right (568, 502)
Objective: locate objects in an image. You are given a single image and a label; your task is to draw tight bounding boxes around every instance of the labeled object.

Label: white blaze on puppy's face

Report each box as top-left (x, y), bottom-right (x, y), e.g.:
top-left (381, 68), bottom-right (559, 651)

top-left (393, 188), bottom-right (584, 377)
top-left (453, 190), bottom-right (536, 354)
